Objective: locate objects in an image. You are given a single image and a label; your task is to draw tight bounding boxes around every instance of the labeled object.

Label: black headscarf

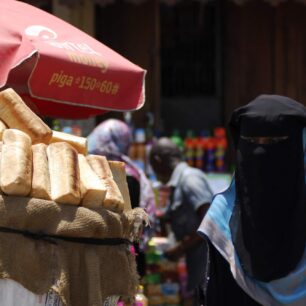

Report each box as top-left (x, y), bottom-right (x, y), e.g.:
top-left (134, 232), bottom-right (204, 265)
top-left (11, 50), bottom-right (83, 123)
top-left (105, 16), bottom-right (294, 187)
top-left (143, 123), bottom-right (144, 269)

top-left (229, 95), bottom-right (306, 282)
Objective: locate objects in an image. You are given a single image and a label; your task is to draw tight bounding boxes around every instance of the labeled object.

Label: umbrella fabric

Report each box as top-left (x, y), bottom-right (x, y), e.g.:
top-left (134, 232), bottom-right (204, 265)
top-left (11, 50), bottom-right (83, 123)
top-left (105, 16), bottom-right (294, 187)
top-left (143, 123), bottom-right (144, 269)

top-left (0, 0), bottom-right (145, 119)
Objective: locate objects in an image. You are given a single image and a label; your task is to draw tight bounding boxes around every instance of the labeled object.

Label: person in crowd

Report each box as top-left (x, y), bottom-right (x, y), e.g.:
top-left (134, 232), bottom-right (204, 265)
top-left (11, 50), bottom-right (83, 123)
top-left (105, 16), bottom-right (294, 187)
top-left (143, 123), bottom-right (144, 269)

top-left (198, 95), bottom-right (306, 306)
top-left (149, 137), bottom-right (213, 305)
top-left (87, 118), bottom-right (156, 277)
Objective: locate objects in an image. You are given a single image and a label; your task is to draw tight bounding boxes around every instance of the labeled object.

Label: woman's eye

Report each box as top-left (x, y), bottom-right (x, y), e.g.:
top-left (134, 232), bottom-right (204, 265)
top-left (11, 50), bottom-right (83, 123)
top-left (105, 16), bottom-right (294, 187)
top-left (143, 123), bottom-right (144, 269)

top-left (269, 136), bottom-right (288, 144)
top-left (240, 136), bottom-right (288, 144)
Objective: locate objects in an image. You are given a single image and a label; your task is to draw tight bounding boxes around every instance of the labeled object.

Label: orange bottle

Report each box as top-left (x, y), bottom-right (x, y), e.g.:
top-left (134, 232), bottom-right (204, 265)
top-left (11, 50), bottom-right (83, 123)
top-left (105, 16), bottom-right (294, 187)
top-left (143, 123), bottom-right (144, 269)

top-left (194, 137), bottom-right (206, 170)
top-left (184, 130), bottom-right (196, 167)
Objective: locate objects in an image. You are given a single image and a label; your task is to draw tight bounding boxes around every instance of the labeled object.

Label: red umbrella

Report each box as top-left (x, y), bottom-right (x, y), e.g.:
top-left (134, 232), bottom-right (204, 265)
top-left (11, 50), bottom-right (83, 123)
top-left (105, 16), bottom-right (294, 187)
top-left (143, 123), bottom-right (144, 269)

top-left (0, 0), bottom-right (146, 119)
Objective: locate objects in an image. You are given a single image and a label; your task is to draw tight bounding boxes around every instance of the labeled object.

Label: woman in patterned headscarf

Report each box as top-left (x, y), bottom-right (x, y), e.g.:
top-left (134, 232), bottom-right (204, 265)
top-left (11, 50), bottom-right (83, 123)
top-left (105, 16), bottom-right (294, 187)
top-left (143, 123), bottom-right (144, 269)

top-left (87, 119), bottom-right (156, 276)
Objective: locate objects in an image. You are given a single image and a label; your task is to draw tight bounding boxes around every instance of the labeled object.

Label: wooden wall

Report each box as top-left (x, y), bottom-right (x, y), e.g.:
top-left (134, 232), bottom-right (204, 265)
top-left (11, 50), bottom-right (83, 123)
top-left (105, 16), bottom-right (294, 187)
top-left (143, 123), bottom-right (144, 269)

top-left (95, 0), bottom-right (160, 128)
top-left (223, 0), bottom-right (306, 123)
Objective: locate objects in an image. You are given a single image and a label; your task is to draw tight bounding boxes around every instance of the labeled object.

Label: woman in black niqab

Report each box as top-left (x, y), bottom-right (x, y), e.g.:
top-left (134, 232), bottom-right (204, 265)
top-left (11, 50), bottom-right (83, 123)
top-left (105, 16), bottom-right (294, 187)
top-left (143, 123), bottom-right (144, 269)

top-left (229, 94), bottom-right (306, 282)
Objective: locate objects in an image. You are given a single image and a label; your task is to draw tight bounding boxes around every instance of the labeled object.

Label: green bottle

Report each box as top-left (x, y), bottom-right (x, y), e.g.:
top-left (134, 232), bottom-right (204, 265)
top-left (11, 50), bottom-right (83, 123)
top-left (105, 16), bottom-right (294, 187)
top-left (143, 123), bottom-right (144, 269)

top-left (170, 129), bottom-right (184, 149)
top-left (52, 119), bottom-right (61, 131)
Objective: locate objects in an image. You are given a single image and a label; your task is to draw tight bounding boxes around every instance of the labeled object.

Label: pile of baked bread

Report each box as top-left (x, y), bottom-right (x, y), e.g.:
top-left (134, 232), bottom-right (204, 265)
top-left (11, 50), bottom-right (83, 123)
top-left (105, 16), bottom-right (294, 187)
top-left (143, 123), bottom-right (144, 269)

top-left (0, 88), bottom-right (130, 213)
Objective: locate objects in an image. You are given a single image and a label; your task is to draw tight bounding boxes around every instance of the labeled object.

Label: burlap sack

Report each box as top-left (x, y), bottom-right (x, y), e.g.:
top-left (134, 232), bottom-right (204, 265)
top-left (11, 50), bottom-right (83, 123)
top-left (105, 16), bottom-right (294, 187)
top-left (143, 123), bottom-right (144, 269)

top-left (0, 195), bottom-right (148, 306)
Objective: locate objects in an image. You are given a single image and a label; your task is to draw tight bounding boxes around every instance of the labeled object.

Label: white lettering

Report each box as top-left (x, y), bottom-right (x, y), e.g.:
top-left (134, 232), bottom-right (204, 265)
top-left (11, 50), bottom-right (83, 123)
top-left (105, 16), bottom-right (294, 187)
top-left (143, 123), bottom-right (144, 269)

top-left (25, 25), bottom-right (101, 56)
top-left (46, 41), bottom-right (101, 56)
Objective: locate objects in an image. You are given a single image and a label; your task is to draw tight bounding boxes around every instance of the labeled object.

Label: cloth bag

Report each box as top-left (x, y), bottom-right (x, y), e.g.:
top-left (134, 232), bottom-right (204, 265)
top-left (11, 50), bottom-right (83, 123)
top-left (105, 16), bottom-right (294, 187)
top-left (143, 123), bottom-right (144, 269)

top-left (0, 195), bottom-right (148, 306)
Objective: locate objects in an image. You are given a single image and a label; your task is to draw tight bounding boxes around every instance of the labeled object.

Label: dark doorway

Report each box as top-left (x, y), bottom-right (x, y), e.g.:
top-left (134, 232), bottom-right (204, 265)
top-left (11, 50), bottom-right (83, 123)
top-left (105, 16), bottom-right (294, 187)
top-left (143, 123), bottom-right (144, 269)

top-left (160, 0), bottom-right (221, 136)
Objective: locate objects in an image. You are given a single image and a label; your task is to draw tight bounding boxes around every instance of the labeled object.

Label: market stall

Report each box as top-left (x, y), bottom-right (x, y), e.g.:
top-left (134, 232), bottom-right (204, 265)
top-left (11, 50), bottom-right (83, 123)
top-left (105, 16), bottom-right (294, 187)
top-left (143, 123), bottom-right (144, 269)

top-left (0, 1), bottom-right (148, 306)
top-left (128, 126), bottom-right (232, 305)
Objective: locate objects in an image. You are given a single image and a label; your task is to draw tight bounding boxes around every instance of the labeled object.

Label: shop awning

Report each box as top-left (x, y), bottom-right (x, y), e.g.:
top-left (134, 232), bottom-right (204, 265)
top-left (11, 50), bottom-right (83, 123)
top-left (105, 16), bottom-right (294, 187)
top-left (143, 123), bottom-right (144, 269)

top-left (0, 0), bottom-right (146, 119)
top-left (26, 0), bottom-right (306, 8)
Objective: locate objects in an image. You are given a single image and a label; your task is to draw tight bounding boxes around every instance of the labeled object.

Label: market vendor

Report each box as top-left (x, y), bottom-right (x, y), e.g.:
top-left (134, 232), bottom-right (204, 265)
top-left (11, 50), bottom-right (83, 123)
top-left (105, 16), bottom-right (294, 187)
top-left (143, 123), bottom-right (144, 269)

top-left (149, 137), bottom-right (213, 305)
top-left (198, 95), bottom-right (306, 306)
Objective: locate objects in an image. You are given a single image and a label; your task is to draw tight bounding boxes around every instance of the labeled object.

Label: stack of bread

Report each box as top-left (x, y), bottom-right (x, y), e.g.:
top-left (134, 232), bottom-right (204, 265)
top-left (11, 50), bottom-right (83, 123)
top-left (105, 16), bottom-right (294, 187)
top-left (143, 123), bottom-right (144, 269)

top-left (0, 88), bottom-right (130, 213)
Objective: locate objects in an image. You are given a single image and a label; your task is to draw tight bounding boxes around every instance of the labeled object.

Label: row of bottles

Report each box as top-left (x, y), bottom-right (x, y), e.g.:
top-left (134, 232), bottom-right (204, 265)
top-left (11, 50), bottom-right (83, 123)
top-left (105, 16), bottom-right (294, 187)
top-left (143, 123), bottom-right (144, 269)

top-left (51, 119), bottom-right (82, 136)
top-left (118, 237), bottom-right (181, 306)
top-left (171, 127), bottom-right (228, 172)
top-left (126, 110), bottom-right (229, 175)
top-left (143, 238), bottom-right (181, 306)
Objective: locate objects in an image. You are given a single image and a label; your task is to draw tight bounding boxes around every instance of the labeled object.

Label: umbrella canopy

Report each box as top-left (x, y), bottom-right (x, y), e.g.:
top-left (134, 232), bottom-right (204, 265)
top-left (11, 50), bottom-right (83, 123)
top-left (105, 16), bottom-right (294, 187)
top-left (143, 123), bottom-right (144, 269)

top-left (0, 0), bottom-right (146, 119)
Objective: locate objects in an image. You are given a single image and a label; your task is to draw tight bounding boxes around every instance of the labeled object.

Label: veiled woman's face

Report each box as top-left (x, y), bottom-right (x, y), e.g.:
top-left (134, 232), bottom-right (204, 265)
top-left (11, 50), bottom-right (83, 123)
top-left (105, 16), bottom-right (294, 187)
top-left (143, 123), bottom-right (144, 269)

top-left (240, 135), bottom-right (288, 145)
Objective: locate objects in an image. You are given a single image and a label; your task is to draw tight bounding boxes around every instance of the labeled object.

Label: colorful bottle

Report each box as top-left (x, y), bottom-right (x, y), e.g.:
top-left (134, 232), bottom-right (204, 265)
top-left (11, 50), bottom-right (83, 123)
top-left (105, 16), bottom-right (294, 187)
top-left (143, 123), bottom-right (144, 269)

top-left (214, 127), bottom-right (228, 172)
top-left (52, 119), bottom-right (61, 131)
top-left (171, 129), bottom-right (184, 149)
top-left (134, 285), bottom-right (148, 306)
top-left (184, 130), bottom-right (196, 167)
top-left (194, 136), bottom-right (207, 170)
top-left (199, 130), bottom-right (210, 171)
top-left (215, 138), bottom-right (227, 172)
top-left (72, 125), bottom-right (82, 136)
top-left (214, 127), bottom-right (226, 139)
top-left (62, 126), bottom-right (72, 134)
top-left (205, 137), bottom-right (216, 172)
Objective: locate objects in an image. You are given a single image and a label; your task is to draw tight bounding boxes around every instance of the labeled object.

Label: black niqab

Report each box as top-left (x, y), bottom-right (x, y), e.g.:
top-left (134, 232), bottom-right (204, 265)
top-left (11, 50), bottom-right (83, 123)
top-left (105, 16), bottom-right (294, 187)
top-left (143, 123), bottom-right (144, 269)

top-left (229, 95), bottom-right (306, 282)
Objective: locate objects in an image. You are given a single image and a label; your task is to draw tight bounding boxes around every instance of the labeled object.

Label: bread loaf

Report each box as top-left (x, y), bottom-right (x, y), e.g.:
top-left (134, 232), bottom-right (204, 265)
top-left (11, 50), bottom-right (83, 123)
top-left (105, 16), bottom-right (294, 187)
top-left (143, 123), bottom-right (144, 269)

top-left (0, 88), bottom-right (52, 144)
top-left (47, 142), bottom-right (81, 205)
top-left (108, 161), bottom-right (132, 211)
top-left (87, 155), bottom-right (124, 212)
top-left (0, 142), bottom-right (3, 195)
top-left (50, 130), bottom-right (88, 155)
top-left (78, 154), bottom-right (107, 208)
top-left (0, 129), bottom-right (32, 196)
top-left (2, 128), bottom-right (32, 146)
top-left (86, 155), bottom-right (113, 179)
top-left (0, 120), bottom-right (7, 140)
top-left (30, 143), bottom-right (51, 200)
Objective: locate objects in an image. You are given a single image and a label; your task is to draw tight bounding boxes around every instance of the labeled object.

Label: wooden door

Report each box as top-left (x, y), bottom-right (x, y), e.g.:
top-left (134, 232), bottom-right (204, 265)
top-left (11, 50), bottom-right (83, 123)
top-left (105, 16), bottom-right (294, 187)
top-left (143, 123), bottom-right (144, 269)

top-left (224, 0), bottom-right (306, 123)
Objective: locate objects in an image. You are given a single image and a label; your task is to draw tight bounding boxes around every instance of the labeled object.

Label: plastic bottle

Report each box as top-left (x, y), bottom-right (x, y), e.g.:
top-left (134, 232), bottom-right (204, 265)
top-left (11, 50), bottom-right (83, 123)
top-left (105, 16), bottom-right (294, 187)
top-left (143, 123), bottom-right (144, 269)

top-left (214, 127), bottom-right (226, 139)
top-left (194, 136), bottom-right (206, 170)
top-left (214, 127), bottom-right (228, 172)
top-left (177, 258), bottom-right (189, 302)
top-left (72, 125), bottom-right (82, 136)
top-left (134, 285), bottom-right (148, 306)
top-left (184, 130), bottom-right (196, 167)
top-left (198, 130), bottom-right (210, 171)
top-left (205, 137), bottom-right (216, 172)
top-left (171, 129), bottom-right (184, 149)
top-left (144, 239), bottom-right (163, 286)
top-left (62, 126), bottom-right (73, 134)
top-left (215, 138), bottom-right (227, 172)
top-left (52, 119), bottom-right (61, 131)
